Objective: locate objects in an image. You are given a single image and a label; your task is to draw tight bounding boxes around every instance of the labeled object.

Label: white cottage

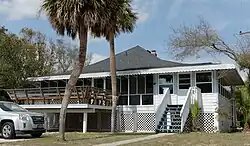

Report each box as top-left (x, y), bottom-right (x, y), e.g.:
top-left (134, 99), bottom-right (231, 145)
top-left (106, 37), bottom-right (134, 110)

top-left (5, 45), bottom-right (243, 133)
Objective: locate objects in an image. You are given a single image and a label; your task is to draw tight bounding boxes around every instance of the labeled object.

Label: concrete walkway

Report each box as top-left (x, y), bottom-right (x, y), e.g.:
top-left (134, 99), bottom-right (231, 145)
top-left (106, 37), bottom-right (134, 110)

top-left (94, 133), bottom-right (175, 146)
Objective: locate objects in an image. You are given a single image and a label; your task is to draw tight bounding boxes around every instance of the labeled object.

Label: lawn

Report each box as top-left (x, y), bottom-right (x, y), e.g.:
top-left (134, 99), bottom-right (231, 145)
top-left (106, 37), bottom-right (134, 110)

top-left (3, 132), bottom-right (151, 146)
top-left (122, 132), bottom-right (250, 146)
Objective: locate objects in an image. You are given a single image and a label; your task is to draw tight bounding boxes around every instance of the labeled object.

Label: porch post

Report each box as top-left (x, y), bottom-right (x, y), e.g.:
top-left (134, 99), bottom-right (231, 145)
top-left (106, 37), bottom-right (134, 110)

top-left (103, 78), bottom-right (106, 90)
top-left (91, 78), bottom-right (94, 87)
top-left (231, 86), bottom-right (237, 131)
top-left (44, 113), bottom-right (48, 132)
top-left (83, 112), bottom-right (88, 133)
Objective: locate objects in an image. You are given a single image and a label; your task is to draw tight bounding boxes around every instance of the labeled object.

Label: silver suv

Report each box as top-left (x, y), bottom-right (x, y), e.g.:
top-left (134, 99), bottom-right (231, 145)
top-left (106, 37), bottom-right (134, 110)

top-left (0, 101), bottom-right (45, 139)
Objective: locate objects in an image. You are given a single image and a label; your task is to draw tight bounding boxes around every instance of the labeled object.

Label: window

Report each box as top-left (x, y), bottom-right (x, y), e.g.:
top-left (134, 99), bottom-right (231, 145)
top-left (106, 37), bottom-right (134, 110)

top-left (117, 96), bottom-right (128, 105)
top-left (196, 72), bottom-right (212, 93)
top-left (129, 95), bottom-right (140, 105)
top-left (179, 74), bottom-right (191, 89)
top-left (84, 78), bottom-right (92, 86)
top-left (138, 75), bottom-right (145, 94)
top-left (105, 77), bottom-right (112, 90)
top-left (142, 95), bottom-right (153, 105)
top-left (129, 76), bottom-right (137, 94)
top-left (94, 78), bottom-right (104, 89)
top-left (117, 77), bottom-right (121, 93)
top-left (159, 75), bottom-right (173, 94)
top-left (146, 75), bottom-right (153, 93)
top-left (121, 76), bottom-right (128, 94)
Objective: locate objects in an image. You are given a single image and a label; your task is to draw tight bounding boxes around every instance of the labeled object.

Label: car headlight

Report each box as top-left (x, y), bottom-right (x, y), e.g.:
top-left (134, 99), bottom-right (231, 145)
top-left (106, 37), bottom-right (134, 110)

top-left (19, 114), bottom-right (29, 121)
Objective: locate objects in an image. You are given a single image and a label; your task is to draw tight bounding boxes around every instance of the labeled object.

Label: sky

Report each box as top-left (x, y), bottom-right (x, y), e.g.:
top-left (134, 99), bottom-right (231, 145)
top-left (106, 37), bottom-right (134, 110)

top-left (0, 0), bottom-right (250, 67)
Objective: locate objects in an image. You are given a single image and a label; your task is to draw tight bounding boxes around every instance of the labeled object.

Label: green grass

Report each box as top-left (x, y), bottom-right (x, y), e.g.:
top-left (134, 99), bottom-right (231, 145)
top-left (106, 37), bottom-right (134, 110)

top-left (122, 132), bottom-right (250, 146)
top-left (4, 132), bottom-right (151, 146)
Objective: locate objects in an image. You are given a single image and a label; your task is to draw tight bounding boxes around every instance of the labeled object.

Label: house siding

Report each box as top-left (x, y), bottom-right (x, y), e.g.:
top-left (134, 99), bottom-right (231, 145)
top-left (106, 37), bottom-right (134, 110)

top-left (115, 70), bottom-right (224, 133)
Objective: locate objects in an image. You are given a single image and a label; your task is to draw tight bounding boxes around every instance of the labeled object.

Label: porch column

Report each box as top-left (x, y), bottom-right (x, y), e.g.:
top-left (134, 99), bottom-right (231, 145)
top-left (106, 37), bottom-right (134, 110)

top-left (103, 78), bottom-right (106, 90)
top-left (83, 112), bottom-right (88, 133)
top-left (44, 113), bottom-right (48, 132)
top-left (91, 78), bottom-right (94, 87)
top-left (231, 86), bottom-right (237, 131)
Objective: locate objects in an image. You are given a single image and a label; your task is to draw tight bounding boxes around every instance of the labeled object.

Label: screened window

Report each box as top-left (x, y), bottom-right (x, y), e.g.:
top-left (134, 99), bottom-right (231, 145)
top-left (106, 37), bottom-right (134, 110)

top-left (179, 74), bottom-right (191, 89)
top-left (138, 75), bottom-right (145, 94)
top-left (117, 96), bottom-right (128, 105)
top-left (196, 72), bottom-right (212, 93)
top-left (129, 76), bottom-right (136, 94)
top-left (146, 75), bottom-right (153, 93)
top-left (94, 78), bottom-right (104, 89)
top-left (106, 77), bottom-right (111, 90)
top-left (129, 95), bottom-right (140, 105)
top-left (159, 74), bottom-right (173, 94)
top-left (142, 95), bottom-right (153, 105)
top-left (121, 76), bottom-right (128, 94)
top-left (84, 78), bottom-right (91, 86)
top-left (117, 77), bottom-right (121, 93)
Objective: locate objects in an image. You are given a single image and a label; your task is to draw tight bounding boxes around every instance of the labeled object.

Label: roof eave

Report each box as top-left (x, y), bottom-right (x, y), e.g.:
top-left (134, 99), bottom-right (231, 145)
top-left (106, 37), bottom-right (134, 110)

top-left (27, 64), bottom-right (240, 82)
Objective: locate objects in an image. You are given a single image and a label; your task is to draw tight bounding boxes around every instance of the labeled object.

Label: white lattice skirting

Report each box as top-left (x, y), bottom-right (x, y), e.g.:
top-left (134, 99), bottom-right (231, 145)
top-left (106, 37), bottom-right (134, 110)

top-left (184, 112), bottom-right (215, 133)
top-left (115, 112), bottom-right (155, 132)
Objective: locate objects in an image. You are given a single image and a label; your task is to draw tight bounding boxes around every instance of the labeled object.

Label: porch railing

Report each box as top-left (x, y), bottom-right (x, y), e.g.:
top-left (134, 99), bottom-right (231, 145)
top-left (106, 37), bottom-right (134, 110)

top-left (5, 86), bottom-right (114, 106)
top-left (180, 87), bottom-right (193, 132)
top-left (155, 88), bottom-right (171, 128)
top-left (218, 84), bottom-right (232, 99)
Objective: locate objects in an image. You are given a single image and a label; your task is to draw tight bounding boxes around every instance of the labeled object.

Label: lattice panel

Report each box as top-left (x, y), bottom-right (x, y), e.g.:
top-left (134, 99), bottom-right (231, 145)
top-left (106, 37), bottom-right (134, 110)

top-left (182, 112), bottom-right (215, 133)
top-left (69, 99), bottom-right (79, 104)
top-left (119, 112), bottom-right (134, 132)
top-left (198, 113), bottom-right (214, 132)
top-left (50, 99), bottom-right (61, 104)
top-left (137, 113), bottom-right (155, 132)
top-left (183, 112), bottom-right (192, 133)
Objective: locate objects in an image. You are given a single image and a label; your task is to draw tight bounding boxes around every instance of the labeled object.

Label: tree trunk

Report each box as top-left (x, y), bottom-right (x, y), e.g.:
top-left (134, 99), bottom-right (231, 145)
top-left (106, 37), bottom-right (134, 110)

top-left (109, 32), bottom-right (117, 133)
top-left (59, 27), bottom-right (88, 141)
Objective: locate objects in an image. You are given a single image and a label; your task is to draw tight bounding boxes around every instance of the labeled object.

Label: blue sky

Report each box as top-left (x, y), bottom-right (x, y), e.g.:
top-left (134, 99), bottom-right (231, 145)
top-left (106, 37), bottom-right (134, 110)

top-left (0, 0), bottom-right (250, 64)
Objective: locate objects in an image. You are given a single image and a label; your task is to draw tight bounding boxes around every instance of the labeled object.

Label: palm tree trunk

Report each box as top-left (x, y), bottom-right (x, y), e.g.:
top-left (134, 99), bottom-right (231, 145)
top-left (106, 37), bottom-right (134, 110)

top-left (109, 32), bottom-right (117, 133)
top-left (59, 27), bottom-right (88, 141)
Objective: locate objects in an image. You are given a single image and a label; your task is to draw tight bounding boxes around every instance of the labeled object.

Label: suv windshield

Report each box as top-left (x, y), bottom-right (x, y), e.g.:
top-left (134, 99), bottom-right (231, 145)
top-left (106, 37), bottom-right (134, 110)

top-left (0, 102), bottom-right (27, 112)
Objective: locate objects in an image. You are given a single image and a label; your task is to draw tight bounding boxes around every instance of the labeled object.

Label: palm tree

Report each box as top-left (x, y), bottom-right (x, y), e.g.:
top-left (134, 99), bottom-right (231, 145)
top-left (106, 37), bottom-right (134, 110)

top-left (40, 0), bottom-right (113, 140)
top-left (236, 83), bottom-right (250, 131)
top-left (92, 0), bottom-right (137, 133)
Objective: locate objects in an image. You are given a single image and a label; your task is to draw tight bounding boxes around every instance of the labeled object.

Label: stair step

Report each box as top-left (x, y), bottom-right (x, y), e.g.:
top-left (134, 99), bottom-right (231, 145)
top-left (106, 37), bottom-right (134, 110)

top-left (167, 104), bottom-right (183, 108)
top-left (156, 104), bottom-right (184, 133)
top-left (157, 125), bottom-right (181, 128)
top-left (163, 112), bottom-right (181, 115)
top-left (159, 121), bottom-right (181, 125)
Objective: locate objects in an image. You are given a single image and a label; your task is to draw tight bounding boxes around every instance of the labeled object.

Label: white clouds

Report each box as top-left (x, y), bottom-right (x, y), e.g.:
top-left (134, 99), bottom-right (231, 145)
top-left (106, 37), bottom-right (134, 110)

top-left (0, 0), bottom-right (157, 23)
top-left (133, 0), bottom-right (158, 23)
top-left (0, 0), bottom-right (43, 20)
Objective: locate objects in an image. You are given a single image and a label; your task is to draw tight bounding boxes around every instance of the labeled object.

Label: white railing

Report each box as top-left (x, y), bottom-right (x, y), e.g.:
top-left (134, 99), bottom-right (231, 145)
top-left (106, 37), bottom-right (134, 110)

top-left (180, 87), bottom-right (194, 132)
top-left (192, 86), bottom-right (202, 108)
top-left (155, 88), bottom-right (171, 127)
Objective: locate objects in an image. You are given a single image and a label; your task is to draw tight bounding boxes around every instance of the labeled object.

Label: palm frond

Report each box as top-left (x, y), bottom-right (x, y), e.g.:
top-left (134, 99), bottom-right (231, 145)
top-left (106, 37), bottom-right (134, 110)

top-left (41, 0), bottom-right (109, 39)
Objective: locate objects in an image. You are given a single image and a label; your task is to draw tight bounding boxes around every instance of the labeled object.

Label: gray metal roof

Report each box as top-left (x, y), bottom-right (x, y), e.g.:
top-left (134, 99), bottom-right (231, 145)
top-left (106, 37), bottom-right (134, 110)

top-left (55, 45), bottom-right (216, 75)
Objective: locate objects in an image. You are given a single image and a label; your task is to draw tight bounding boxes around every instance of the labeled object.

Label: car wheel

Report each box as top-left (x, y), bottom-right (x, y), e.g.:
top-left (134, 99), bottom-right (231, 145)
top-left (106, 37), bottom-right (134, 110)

top-left (31, 133), bottom-right (43, 138)
top-left (1, 122), bottom-right (15, 139)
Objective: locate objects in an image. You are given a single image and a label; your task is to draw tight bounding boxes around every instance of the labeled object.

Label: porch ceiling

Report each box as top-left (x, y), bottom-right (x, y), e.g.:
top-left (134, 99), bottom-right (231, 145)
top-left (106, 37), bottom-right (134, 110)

top-left (218, 69), bottom-right (244, 86)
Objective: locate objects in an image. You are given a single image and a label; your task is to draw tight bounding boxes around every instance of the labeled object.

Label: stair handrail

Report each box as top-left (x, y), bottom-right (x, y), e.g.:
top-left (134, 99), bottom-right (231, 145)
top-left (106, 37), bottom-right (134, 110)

top-left (180, 87), bottom-right (194, 132)
top-left (155, 88), bottom-right (171, 128)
